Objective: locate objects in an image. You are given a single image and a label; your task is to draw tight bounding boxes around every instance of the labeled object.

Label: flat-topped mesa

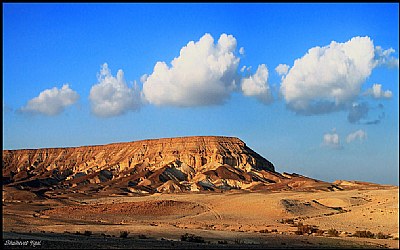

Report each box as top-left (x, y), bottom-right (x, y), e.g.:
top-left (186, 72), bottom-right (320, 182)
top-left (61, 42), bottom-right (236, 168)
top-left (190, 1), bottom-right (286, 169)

top-left (2, 136), bottom-right (275, 188)
top-left (3, 136), bottom-right (274, 172)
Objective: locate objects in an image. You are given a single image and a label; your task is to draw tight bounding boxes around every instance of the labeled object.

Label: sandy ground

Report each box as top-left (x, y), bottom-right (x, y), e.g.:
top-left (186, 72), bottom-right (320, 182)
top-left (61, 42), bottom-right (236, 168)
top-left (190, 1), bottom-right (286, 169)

top-left (3, 186), bottom-right (399, 249)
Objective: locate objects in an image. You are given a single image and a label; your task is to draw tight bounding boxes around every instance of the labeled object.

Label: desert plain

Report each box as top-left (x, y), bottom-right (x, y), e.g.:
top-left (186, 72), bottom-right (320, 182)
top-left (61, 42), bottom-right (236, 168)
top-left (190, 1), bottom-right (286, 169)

top-left (3, 180), bottom-right (399, 248)
top-left (2, 136), bottom-right (399, 248)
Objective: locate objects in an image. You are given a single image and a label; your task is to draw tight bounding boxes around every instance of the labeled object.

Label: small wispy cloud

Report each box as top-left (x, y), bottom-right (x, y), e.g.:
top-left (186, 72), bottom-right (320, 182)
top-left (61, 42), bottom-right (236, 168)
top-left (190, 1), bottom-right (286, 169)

top-left (346, 129), bottom-right (367, 143)
top-left (240, 65), bottom-right (252, 74)
top-left (275, 63), bottom-right (289, 77)
top-left (374, 46), bottom-right (399, 68)
top-left (322, 128), bottom-right (342, 149)
top-left (364, 83), bottom-right (392, 99)
top-left (19, 84), bottom-right (79, 116)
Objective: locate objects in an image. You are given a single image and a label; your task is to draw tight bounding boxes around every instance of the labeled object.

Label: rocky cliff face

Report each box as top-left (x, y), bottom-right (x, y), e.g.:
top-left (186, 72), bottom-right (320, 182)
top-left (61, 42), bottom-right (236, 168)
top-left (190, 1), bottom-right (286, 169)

top-left (2, 136), bottom-right (331, 194)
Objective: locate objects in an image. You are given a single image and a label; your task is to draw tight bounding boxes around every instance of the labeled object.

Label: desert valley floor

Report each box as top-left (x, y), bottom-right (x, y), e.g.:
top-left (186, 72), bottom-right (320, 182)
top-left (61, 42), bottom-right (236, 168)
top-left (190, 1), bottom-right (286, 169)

top-left (3, 136), bottom-right (399, 248)
top-left (3, 185), bottom-right (399, 249)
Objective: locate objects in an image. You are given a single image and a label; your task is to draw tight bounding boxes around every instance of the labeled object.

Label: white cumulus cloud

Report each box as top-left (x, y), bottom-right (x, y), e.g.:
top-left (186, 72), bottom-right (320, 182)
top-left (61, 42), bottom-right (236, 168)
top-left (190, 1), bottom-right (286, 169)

top-left (374, 46), bottom-right (399, 68)
top-left (275, 63), bottom-right (290, 76)
top-left (89, 63), bottom-right (142, 117)
top-left (241, 64), bottom-right (273, 104)
top-left (239, 47), bottom-right (245, 55)
top-left (365, 83), bottom-right (392, 99)
top-left (20, 84), bottom-right (79, 115)
top-left (346, 129), bottom-right (367, 143)
top-left (322, 129), bottom-right (342, 149)
top-left (279, 36), bottom-right (397, 115)
top-left (142, 33), bottom-right (240, 107)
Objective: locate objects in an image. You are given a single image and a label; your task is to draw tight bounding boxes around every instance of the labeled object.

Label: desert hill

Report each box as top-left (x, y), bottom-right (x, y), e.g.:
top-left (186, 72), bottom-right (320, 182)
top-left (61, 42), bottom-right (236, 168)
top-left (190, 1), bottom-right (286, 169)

top-left (3, 136), bottom-right (399, 249)
top-left (3, 136), bottom-right (341, 195)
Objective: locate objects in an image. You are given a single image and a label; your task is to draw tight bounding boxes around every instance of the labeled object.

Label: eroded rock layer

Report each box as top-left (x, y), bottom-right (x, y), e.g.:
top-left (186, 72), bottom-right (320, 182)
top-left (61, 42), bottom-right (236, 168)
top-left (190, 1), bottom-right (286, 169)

top-left (2, 136), bottom-right (332, 193)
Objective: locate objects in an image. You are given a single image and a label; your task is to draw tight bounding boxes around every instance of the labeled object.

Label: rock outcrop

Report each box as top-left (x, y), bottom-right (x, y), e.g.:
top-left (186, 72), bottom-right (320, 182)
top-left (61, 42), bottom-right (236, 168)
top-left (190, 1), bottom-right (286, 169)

top-left (2, 136), bottom-right (331, 193)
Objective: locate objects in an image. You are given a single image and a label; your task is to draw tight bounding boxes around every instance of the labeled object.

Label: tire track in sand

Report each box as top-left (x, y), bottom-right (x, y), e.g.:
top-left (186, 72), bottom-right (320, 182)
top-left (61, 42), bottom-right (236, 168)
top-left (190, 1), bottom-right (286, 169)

top-left (198, 202), bottom-right (222, 220)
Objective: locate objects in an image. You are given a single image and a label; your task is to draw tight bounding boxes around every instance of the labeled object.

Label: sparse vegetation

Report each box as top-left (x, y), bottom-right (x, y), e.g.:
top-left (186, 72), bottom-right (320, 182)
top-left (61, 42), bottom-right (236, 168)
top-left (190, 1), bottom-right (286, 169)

top-left (119, 231), bottom-right (129, 238)
top-left (234, 238), bottom-right (245, 244)
top-left (375, 232), bottom-right (392, 239)
top-left (352, 230), bottom-right (392, 239)
top-left (180, 233), bottom-right (205, 243)
top-left (327, 228), bottom-right (339, 237)
top-left (218, 240), bottom-right (228, 244)
top-left (138, 234), bottom-right (148, 239)
top-left (83, 230), bottom-right (92, 236)
top-left (353, 230), bottom-right (375, 238)
top-left (280, 218), bottom-right (295, 224)
top-left (295, 222), bottom-right (318, 235)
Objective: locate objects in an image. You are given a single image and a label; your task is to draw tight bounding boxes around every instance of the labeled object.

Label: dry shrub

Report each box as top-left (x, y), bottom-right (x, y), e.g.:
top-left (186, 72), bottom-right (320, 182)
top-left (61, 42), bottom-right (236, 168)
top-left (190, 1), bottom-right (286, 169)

top-left (375, 232), bottom-right (392, 239)
top-left (180, 233), bottom-right (204, 243)
top-left (119, 231), bottom-right (129, 238)
top-left (234, 238), bottom-right (244, 244)
top-left (327, 228), bottom-right (339, 237)
top-left (280, 218), bottom-right (295, 224)
top-left (83, 230), bottom-right (92, 236)
top-left (353, 230), bottom-right (374, 238)
top-left (295, 222), bottom-right (318, 235)
top-left (138, 234), bottom-right (148, 239)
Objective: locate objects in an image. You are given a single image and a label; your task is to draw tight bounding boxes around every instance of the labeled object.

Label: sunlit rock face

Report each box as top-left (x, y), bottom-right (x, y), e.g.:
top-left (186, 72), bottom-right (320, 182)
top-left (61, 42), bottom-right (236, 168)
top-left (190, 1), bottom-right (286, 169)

top-left (3, 136), bottom-right (331, 193)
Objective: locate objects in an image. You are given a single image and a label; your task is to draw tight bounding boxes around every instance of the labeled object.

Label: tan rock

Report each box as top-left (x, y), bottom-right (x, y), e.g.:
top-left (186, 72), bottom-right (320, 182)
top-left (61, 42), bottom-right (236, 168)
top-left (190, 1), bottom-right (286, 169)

top-left (2, 136), bottom-right (354, 194)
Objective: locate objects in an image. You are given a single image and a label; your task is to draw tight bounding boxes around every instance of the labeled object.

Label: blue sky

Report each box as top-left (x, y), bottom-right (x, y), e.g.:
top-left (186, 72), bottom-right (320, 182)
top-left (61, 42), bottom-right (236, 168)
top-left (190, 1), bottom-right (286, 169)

top-left (3, 3), bottom-right (399, 185)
